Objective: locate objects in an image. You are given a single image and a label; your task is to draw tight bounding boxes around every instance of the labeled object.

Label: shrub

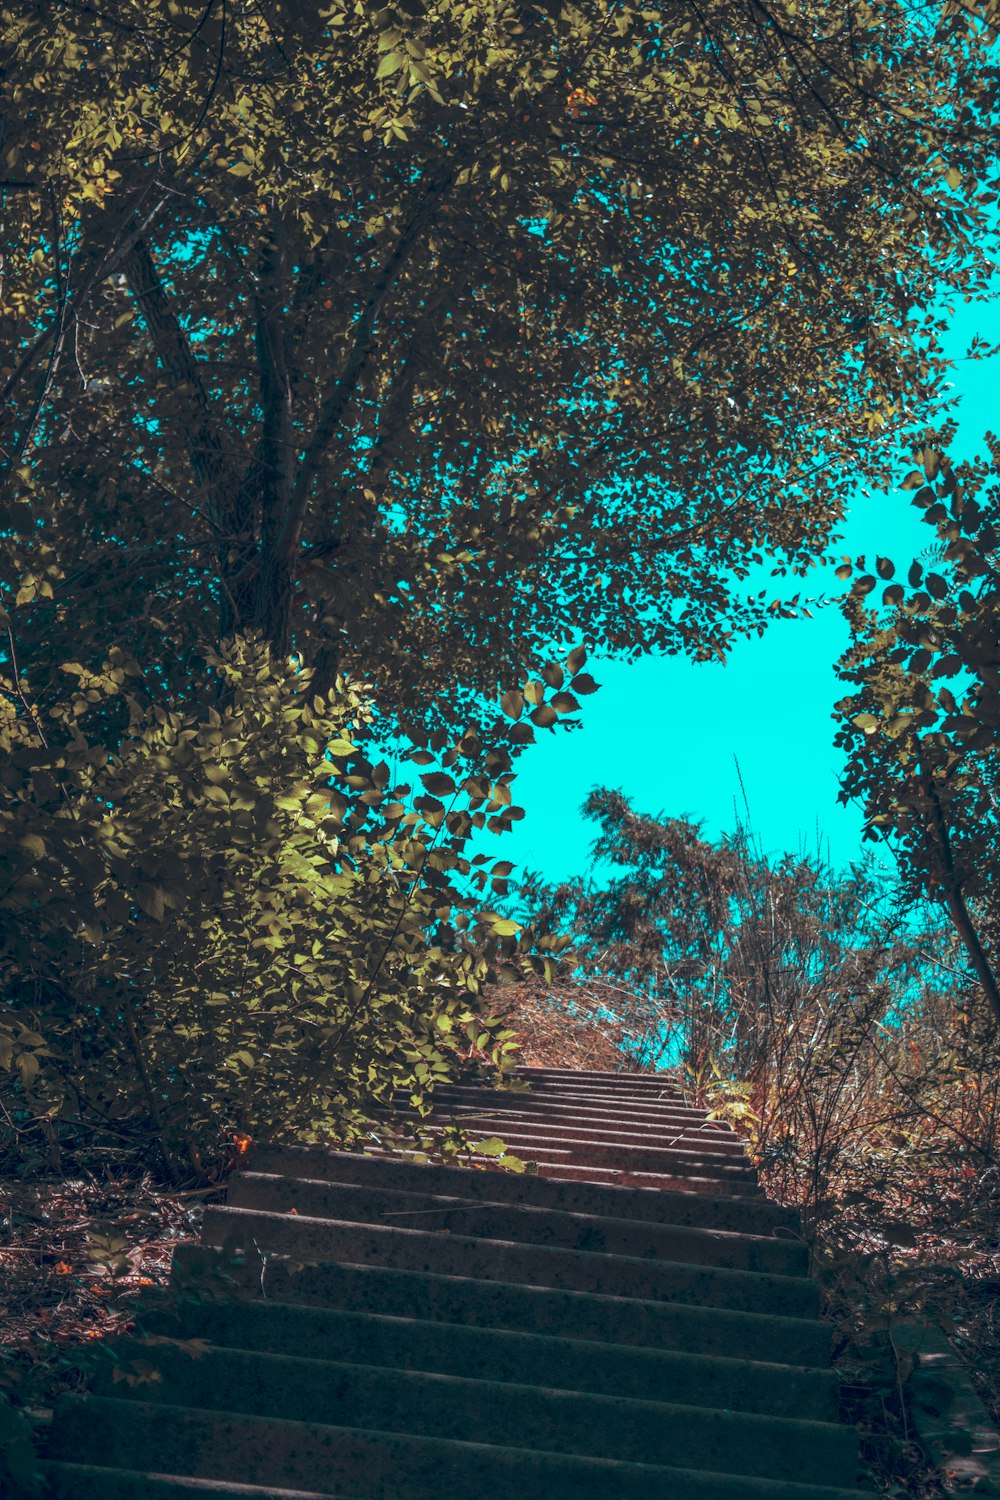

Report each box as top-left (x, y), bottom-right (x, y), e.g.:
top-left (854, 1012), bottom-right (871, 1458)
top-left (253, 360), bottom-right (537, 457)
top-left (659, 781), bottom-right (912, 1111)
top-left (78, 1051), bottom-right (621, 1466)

top-left (0, 632), bottom-right (570, 1181)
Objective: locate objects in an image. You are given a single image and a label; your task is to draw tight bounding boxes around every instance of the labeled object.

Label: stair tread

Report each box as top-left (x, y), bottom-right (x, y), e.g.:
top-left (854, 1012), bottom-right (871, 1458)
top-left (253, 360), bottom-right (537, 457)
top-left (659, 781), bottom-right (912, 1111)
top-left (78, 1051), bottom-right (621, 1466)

top-left (39, 1464), bottom-right (343, 1499)
top-left (138, 1300), bottom-right (839, 1415)
top-left (49, 1396), bottom-right (872, 1498)
top-left (37, 1072), bottom-right (869, 1496)
top-left (201, 1202), bottom-right (819, 1318)
top-left (225, 1169), bottom-right (807, 1275)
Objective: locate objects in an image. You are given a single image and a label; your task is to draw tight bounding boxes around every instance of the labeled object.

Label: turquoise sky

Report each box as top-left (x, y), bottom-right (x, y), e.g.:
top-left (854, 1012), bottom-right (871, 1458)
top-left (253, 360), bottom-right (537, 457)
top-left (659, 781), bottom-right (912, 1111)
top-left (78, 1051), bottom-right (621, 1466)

top-left (484, 297), bottom-right (999, 887)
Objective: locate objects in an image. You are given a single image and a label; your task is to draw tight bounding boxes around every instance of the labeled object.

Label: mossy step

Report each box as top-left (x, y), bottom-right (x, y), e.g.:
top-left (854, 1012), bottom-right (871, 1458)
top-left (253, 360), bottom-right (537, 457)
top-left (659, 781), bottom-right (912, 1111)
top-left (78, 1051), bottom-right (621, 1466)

top-left (90, 1343), bottom-right (857, 1484)
top-left (139, 1299), bottom-right (840, 1419)
top-left (226, 1170), bottom-right (808, 1276)
top-left (247, 1145), bottom-right (789, 1232)
top-left (47, 1397), bottom-right (872, 1499)
top-left (201, 1203), bottom-right (818, 1317)
top-left (170, 1243), bottom-right (831, 1365)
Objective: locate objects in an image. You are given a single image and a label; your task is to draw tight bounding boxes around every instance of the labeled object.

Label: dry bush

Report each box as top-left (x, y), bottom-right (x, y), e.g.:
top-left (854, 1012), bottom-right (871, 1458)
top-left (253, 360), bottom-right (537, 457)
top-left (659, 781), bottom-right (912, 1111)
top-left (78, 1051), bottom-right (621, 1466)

top-left (488, 976), bottom-right (658, 1071)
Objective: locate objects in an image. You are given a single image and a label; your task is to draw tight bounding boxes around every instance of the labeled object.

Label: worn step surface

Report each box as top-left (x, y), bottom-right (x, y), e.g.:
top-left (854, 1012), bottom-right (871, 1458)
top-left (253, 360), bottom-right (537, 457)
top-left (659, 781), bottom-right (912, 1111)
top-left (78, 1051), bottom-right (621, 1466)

top-left (247, 1142), bottom-right (797, 1233)
top-left (31, 1064), bottom-right (871, 1497)
top-left (139, 1299), bottom-right (840, 1418)
top-left (224, 1167), bottom-right (808, 1274)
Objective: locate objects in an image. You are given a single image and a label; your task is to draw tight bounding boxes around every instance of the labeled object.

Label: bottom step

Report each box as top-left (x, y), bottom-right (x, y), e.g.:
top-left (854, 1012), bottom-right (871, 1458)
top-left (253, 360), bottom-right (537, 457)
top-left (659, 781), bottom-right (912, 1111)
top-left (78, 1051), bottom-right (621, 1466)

top-left (32, 1466), bottom-right (342, 1499)
top-left (46, 1396), bottom-right (871, 1500)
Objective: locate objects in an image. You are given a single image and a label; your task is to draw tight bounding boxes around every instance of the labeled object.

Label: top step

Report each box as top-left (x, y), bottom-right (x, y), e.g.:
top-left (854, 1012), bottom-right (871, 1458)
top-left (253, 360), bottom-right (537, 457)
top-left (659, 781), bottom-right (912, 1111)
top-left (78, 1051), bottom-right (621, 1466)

top-left (514, 1067), bottom-right (683, 1089)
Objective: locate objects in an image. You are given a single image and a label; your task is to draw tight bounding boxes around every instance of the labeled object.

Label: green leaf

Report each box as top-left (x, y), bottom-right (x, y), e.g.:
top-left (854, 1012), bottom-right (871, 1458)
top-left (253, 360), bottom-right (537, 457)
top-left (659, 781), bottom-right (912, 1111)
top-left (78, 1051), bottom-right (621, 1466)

top-left (376, 50), bottom-right (404, 78)
top-left (135, 883), bottom-right (166, 921)
top-left (570, 672), bottom-right (600, 695)
top-left (529, 703), bottom-right (558, 727)
top-left (500, 690), bottom-right (524, 720)
top-left (16, 1052), bottom-right (39, 1087)
top-left (420, 771), bottom-right (457, 797)
top-left (471, 1136), bottom-right (508, 1156)
top-left (489, 917), bottom-right (521, 937)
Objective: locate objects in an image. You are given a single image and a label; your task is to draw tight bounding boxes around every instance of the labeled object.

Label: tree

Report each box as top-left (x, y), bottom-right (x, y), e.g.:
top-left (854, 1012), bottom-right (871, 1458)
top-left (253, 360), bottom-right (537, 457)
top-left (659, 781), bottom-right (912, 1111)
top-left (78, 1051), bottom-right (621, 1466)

top-left (2, 0), bottom-right (997, 742)
top-left (835, 430), bottom-right (1000, 1030)
top-left (514, 787), bottom-right (934, 1070)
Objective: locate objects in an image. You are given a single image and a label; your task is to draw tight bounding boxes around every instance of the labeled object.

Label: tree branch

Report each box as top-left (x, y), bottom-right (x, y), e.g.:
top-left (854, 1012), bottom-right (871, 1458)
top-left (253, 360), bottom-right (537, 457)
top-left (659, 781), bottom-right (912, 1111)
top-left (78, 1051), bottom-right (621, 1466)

top-left (121, 236), bottom-right (237, 516)
top-left (248, 215), bottom-right (297, 645)
top-left (1, 181), bottom-right (170, 481)
top-left (280, 165), bottom-right (458, 570)
top-left (921, 767), bottom-right (1000, 1030)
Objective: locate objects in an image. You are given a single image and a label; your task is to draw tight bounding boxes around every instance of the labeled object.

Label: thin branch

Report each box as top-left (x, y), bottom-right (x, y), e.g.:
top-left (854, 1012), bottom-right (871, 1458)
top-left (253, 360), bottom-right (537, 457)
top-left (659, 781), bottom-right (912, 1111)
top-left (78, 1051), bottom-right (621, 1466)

top-left (283, 165), bottom-right (459, 568)
top-left (3, 623), bottom-right (48, 748)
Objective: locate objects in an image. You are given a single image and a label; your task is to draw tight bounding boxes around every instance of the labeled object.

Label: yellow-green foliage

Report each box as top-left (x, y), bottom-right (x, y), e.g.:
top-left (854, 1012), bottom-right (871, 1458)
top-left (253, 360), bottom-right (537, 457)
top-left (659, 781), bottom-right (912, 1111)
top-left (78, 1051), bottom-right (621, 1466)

top-left (0, 632), bottom-right (564, 1178)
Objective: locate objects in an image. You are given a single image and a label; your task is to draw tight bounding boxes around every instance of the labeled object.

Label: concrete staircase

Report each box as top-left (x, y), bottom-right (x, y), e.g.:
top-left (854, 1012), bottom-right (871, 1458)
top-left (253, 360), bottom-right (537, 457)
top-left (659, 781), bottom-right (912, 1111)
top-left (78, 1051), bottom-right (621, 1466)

top-left (34, 1065), bottom-right (871, 1498)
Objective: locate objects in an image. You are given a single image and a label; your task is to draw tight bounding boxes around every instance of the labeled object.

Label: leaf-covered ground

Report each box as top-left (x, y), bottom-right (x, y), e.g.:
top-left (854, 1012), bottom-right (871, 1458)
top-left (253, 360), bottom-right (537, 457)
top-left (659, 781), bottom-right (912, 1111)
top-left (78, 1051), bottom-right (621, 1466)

top-left (1, 1170), bottom-right (218, 1417)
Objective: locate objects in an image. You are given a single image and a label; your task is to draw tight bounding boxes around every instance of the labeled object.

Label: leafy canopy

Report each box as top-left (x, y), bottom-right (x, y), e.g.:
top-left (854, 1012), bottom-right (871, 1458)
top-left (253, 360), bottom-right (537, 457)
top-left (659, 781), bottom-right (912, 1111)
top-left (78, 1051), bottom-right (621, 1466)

top-left (2, 0), bottom-right (998, 739)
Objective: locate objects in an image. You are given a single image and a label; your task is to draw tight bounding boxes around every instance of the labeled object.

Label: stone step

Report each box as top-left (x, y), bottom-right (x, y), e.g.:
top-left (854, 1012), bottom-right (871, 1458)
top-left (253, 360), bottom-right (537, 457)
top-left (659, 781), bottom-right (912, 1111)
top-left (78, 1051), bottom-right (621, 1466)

top-left (245, 1146), bottom-right (795, 1235)
top-left (32, 1067), bottom-right (866, 1499)
top-left (382, 1104), bottom-right (749, 1154)
top-left (90, 1343), bottom-right (858, 1486)
top-left (171, 1243), bottom-right (831, 1366)
top-left (139, 1299), bottom-right (841, 1420)
top-left (414, 1082), bottom-right (711, 1119)
top-left (514, 1065), bottom-right (686, 1092)
top-left (386, 1129), bottom-right (759, 1181)
top-left (510, 1079), bottom-right (690, 1103)
top-left (423, 1092), bottom-right (715, 1127)
top-left (520, 1159), bottom-right (761, 1193)
top-left (47, 1397), bottom-right (871, 1499)
top-left (501, 1077), bottom-right (718, 1112)
top-left (417, 1116), bottom-right (749, 1158)
top-left (201, 1204), bottom-right (819, 1318)
top-left (226, 1170), bottom-right (808, 1277)
top-left (365, 1145), bottom-right (764, 1196)
top-left (38, 1466), bottom-right (341, 1499)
